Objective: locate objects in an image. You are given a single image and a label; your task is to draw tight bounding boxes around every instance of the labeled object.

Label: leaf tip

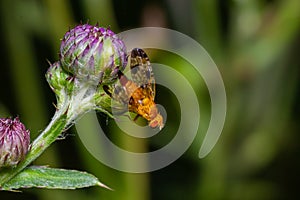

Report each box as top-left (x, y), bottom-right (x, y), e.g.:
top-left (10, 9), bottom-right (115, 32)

top-left (97, 181), bottom-right (113, 191)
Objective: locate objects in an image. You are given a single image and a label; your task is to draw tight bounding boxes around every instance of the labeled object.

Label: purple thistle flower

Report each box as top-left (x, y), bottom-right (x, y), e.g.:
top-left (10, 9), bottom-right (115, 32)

top-left (0, 117), bottom-right (30, 168)
top-left (59, 24), bottom-right (127, 85)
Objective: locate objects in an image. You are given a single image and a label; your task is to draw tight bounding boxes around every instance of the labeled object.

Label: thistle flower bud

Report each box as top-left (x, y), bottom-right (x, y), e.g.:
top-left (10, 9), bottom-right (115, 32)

top-left (60, 24), bottom-right (127, 85)
top-left (0, 117), bottom-right (30, 168)
top-left (46, 62), bottom-right (73, 93)
top-left (46, 62), bottom-right (74, 107)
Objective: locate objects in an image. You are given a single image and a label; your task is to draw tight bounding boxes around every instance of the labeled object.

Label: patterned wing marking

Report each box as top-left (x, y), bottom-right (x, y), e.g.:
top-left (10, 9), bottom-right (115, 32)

top-left (130, 48), bottom-right (155, 98)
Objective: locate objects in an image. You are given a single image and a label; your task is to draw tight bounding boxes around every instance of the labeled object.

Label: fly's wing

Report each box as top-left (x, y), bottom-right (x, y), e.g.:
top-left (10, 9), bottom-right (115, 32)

top-left (103, 84), bottom-right (129, 114)
top-left (130, 48), bottom-right (155, 99)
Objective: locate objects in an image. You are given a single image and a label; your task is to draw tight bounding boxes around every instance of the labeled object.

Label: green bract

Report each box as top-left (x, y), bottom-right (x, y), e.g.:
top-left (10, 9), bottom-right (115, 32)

top-left (45, 61), bottom-right (74, 108)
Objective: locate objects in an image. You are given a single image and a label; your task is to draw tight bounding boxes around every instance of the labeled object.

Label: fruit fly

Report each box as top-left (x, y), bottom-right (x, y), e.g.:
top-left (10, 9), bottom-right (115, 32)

top-left (103, 48), bottom-right (164, 130)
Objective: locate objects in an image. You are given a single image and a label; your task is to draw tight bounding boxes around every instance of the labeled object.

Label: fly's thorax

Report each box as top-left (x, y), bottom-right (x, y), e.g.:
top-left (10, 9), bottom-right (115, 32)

top-left (127, 86), bottom-right (164, 129)
top-left (138, 100), bottom-right (157, 121)
top-left (129, 94), bottom-right (155, 120)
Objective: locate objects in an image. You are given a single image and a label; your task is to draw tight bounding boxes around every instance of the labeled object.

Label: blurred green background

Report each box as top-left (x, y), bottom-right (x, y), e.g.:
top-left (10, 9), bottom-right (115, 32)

top-left (0, 0), bottom-right (299, 199)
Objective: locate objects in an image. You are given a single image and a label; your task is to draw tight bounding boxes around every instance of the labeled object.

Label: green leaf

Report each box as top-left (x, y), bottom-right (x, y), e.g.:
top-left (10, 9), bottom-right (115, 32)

top-left (1, 166), bottom-right (111, 191)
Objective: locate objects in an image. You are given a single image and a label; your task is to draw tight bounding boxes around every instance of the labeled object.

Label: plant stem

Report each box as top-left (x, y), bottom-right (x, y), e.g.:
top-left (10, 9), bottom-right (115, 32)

top-left (0, 103), bottom-right (69, 186)
top-left (0, 84), bottom-right (98, 187)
